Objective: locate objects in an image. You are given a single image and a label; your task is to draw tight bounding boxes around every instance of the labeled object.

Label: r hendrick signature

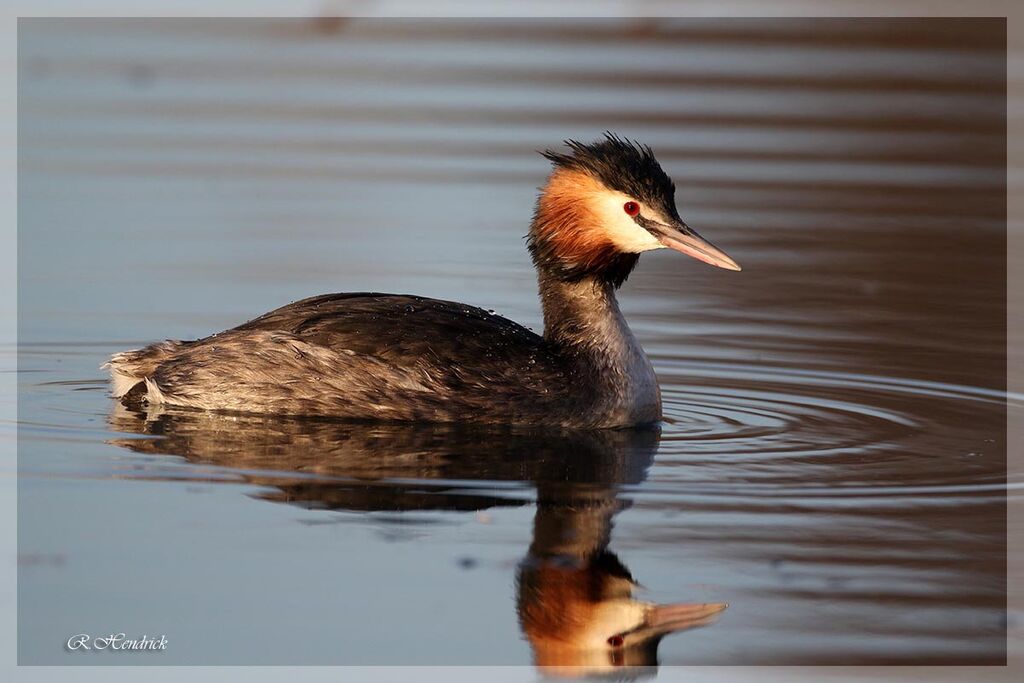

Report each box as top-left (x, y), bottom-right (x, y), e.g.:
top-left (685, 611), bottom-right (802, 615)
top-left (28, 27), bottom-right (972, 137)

top-left (66, 633), bottom-right (168, 652)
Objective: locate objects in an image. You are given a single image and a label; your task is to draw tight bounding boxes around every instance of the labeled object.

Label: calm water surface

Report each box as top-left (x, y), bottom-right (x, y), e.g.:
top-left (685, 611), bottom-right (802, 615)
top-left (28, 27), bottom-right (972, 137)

top-left (16, 18), bottom-right (1010, 669)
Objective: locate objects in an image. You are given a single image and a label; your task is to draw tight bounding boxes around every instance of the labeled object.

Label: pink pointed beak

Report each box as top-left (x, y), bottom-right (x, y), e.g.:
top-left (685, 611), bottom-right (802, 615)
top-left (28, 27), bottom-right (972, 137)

top-left (654, 221), bottom-right (741, 271)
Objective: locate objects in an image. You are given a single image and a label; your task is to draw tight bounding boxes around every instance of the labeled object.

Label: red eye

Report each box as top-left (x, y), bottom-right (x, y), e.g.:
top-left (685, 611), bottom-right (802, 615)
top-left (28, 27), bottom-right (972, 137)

top-left (623, 201), bottom-right (640, 217)
top-left (607, 634), bottom-right (625, 648)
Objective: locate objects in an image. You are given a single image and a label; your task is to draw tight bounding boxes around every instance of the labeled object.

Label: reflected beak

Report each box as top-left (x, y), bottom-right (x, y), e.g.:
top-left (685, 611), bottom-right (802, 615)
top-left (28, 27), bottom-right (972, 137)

top-left (652, 221), bottom-right (741, 271)
top-left (642, 601), bottom-right (729, 636)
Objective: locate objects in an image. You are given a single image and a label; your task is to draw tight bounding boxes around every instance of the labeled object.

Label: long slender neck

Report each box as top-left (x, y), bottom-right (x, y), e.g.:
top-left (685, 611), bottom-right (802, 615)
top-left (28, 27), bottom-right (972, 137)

top-left (538, 268), bottom-right (631, 354)
top-left (536, 265), bottom-right (661, 426)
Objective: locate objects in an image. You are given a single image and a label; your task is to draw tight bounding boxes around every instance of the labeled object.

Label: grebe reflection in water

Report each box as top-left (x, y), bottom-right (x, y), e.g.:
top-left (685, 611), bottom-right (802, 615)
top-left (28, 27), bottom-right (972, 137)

top-left (106, 134), bottom-right (740, 428)
top-left (108, 405), bottom-right (727, 673)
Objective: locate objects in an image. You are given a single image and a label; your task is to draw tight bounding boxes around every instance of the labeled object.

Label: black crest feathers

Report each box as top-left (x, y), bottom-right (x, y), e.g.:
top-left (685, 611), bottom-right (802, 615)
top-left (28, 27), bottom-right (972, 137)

top-left (540, 132), bottom-right (679, 221)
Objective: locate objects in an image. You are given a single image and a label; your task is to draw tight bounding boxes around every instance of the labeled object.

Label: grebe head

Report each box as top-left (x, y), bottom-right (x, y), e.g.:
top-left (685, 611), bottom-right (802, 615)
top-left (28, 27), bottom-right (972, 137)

top-left (528, 133), bottom-right (741, 287)
top-left (518, 551), bottom-right (727, 674)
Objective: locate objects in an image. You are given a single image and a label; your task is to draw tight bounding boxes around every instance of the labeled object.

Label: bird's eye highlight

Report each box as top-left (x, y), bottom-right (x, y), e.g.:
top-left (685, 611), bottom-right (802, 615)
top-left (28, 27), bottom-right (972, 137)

top-left (623, 201), bottom-right (640, 217)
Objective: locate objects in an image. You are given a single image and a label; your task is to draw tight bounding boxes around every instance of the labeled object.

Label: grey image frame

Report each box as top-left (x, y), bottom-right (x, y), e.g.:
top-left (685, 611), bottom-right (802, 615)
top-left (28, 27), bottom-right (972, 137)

top-left (2, 2), bottom-right (1018, 681)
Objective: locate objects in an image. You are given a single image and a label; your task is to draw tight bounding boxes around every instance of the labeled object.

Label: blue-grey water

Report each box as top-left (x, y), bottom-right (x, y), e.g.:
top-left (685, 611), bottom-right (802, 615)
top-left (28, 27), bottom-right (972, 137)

top-left (16, 18), bottom-right (1009, 669)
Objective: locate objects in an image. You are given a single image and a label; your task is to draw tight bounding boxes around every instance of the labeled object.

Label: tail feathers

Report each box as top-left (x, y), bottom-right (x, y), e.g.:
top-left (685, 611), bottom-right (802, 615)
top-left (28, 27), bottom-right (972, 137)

top-left (103, 340), bottom-right (187, 399)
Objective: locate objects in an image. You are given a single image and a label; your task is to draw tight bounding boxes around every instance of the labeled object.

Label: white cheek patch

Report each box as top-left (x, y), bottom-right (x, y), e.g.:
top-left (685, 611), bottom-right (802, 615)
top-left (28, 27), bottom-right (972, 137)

top-left (590, 191), bottom-right (666, 253)
top-left (580, 600), bottom-right (648, 649)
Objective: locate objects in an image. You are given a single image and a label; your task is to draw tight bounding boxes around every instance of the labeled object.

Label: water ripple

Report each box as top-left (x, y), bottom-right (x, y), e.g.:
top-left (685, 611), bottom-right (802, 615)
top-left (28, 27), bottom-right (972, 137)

top-left (655, 360), bottom-right (1006, 472)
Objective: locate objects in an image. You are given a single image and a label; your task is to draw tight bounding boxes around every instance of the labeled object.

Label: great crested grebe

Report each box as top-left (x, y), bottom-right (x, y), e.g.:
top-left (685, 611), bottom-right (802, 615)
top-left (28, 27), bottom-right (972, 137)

top-left (106, 134), bottom-right (740, 428)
